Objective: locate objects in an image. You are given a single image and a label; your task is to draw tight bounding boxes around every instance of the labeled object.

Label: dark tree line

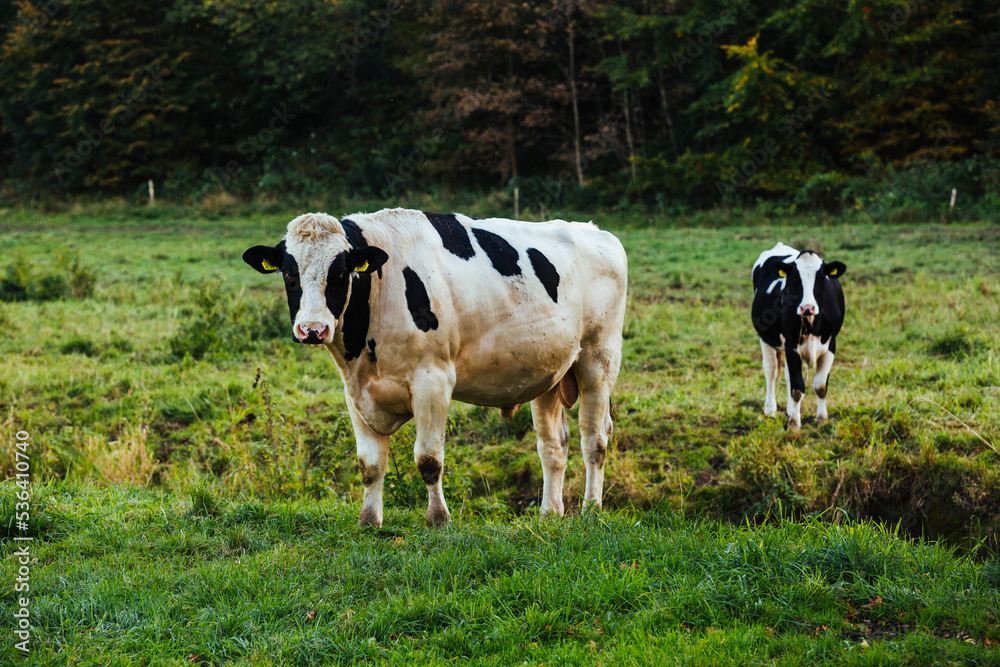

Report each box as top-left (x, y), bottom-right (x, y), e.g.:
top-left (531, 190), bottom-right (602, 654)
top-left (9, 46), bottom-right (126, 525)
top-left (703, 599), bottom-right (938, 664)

top-left (1, 0), bottom-right (997, 213)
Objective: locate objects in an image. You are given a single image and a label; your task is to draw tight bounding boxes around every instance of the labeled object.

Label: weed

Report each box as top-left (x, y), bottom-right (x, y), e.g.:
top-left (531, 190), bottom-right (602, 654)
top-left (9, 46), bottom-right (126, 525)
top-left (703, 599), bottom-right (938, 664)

top-left (168, 279), bottom-right (286, 360)
top-left (929, 328), bottom-right (982, 359)
top-left (223, 525), bottom-right (258, 555)
top-left (0, 251), bottom-right (97, 302)
top-left (60, 337), bottom-right (99, 356)
top-left (0, 255), bottom-right (34, 301)
top-left (57, 249), bottom-right (97, 299)
top-left (34, 272), bottom-right (69, 301)
top-left (190, 484), bottom-right (223, 517)
top-left (711, 430), bottom-right (812, 519)
top-left (76, 422), bottom-right (161, 486)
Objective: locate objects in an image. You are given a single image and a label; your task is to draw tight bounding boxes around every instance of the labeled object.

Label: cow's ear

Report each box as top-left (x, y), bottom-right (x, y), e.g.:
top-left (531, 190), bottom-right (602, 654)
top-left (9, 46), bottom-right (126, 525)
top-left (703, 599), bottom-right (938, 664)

top-left (824, 261), bottom-right (846, 278)
top-left (243, 244), bottom-right (283, 274)
top-left (347, 246), bottom-right (389, 275)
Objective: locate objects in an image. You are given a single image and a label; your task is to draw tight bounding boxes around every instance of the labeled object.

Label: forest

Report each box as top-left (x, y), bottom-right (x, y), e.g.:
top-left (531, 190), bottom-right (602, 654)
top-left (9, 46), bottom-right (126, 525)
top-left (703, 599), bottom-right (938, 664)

top-left (1, 0), bottom-right (998, 217)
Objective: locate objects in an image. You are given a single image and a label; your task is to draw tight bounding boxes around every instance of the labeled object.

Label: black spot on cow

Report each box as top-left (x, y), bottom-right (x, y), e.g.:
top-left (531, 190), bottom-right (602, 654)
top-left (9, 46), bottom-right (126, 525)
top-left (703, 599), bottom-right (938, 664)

top-left (791, 389), bottom-right (803, 402)
top-left (472, 228), bottom-right (521, 277)
top-left (527, 248), bottom-right (559, 303)
top-left (815, 384), bottom-right (827, 399)
top-left (358, 458), bottom-right (379, 487)
top-left (366, 338), bottom-right (377, 363)
top-left (403, 267), bottom-right (439, 332)
top-left (340, 218), bottom-right (367, 250)
top-left (325, 252), bottom-right (350, 320)
top-left (417, 455), bottom-right (442, 485)
top-left (424, 212), bottom-right (476, 260)
top-left (588, 440), bottom-right (607, 468)
top-left (279, 245), bottom-right (303, 325)
top-left (342, 273), bottom-right (371, 361)
top-left (334, 220), bottom-right (389, 361)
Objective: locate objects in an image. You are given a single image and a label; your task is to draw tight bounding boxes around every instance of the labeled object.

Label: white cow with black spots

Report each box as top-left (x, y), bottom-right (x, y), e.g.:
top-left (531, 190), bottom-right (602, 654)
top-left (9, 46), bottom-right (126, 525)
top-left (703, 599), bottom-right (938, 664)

top-left (243, 209), bottom-right (628, 528)
top-left (751, 242), bottom-right (847, 430)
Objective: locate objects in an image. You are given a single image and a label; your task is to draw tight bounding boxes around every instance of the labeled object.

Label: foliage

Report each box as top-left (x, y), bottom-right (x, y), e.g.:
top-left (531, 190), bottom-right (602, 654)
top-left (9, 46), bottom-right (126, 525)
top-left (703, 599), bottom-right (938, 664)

top-left (1, 0), bottom-right (998, 209)
top-left (167, 278), bottom-right (287, 360)
top-left (0, 252), bottom-right (95, 302)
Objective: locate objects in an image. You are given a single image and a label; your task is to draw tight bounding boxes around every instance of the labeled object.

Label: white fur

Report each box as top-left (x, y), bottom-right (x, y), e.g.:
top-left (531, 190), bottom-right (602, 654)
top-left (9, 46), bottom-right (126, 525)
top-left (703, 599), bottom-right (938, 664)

top-left (760, 339), bottom-right (781, 416)
top-left (752, 242), bottom-right (798, 277)
top-left (280, 208), bottom-right (627, 527)
top-left (797, 333), bottom-right (829, 370)
top-left (283, 213), bottom-right (353, 342)
top-left (813, 349), bottom-right (835, 422)
top-left (792, 252), bottom-right (824, 317)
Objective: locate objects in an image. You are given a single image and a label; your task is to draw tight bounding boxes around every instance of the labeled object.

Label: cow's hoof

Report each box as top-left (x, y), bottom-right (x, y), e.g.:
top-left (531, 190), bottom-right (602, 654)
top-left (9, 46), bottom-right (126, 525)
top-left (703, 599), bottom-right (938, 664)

top-left (358, 507), bottom-right (383, 528)
top-left (426, 509), bottom-right (451, 529)
top-left (763, 405), bottom-right (777, 417)
top-left (539, 502), bottom-right (565, 519)
top-left (786, 417), bottom-right (801, 431)
top-left (816, 413), bottom-right (829, 423)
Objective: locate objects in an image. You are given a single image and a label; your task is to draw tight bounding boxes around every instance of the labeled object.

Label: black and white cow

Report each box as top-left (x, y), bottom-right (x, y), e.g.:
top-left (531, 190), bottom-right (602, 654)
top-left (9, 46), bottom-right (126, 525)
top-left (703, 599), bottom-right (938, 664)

top-left (243, 209), bottom-right (628, 527)
top-left (751, 242), bottom-right (846, 430)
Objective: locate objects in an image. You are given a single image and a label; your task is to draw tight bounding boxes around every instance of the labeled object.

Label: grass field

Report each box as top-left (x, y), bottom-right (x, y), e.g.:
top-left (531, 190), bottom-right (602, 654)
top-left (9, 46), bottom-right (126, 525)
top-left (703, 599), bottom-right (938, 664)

top-left (1, 205), bottom-right (998, 663)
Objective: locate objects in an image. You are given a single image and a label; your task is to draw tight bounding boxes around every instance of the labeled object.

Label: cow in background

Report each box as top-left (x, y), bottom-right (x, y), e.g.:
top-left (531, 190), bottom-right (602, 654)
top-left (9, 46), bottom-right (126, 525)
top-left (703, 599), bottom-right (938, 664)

top-left (751, 242), bottom-right (846, 430)
top-left (243, 209), bottom-right (628, 527)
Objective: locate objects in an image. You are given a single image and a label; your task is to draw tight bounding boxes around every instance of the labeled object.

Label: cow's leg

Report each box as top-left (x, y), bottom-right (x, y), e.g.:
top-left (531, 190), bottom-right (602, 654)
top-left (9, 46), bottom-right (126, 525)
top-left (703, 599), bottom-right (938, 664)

top-left (345, 393), bottom-right (389, 528)
top-left (813, 351), bottom-right (835, 422)
top-left (760, 339), bottom-right (780, 416)
top-left (574, 348), bottom-right (620, 512)
top-left (411, 369), bottom-right (453, 528)
top-left (530, 385), bottom-right (569, 517)
top-left (784, 347), bottom-right (806, 430)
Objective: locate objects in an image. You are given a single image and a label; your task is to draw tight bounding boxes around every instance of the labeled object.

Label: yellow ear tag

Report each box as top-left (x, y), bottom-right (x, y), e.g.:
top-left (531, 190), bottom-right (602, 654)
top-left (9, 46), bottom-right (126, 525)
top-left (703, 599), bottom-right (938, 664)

top-left (829, 268), bottom-right (838, 276)
top-left (778, 269), bottom-right (787, 278)
top-left (354, 260), bottom-right (369, 273)
top-left (261, 259), bottom-right (276, 271)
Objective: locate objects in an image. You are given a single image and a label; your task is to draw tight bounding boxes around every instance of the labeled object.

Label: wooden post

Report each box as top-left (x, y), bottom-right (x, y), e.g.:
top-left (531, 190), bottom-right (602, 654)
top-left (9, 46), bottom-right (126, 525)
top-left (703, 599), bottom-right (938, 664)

top-left (949, 188), bottom-right (956, 217)
top-left (514, 186), bottom-right (520, 220)
top-left (148, 179), bottom-right (155, 206)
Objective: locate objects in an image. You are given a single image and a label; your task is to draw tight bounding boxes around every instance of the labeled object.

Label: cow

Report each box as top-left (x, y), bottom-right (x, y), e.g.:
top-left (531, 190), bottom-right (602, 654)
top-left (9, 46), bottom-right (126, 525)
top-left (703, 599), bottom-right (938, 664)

top-left (242, 209), bottom-right (628, 528)
top-left (751, 242), bottom-right (846, 430)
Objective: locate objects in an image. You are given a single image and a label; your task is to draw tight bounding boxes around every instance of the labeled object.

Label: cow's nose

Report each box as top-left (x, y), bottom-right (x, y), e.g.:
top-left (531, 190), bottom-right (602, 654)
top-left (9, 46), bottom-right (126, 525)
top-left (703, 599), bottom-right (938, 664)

top-left (798, 304), bottom-right (818, 316)
top-left (295, 322), bottom-right (329, 343)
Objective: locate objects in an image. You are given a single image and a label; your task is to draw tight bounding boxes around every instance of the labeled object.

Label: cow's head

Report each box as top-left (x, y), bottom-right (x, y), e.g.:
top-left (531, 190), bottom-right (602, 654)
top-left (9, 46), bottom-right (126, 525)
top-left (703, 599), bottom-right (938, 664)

top-left (778, 251), bottom-right (846, 323)
top-left (242, 213), bottom-right (388, 345)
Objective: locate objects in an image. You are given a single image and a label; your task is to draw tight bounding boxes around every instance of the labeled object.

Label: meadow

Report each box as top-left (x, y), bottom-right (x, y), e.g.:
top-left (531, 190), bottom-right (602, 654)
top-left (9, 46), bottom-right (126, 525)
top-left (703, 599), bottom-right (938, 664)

top-left (1, 204), bottom-right (998, 663)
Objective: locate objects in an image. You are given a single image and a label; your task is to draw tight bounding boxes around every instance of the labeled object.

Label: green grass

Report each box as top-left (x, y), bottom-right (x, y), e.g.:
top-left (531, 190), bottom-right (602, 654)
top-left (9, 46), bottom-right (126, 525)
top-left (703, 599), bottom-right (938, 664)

top-left (1, 483), bottom-right (999, 664)
top-left (1, 208), bottom-right (999, 662)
